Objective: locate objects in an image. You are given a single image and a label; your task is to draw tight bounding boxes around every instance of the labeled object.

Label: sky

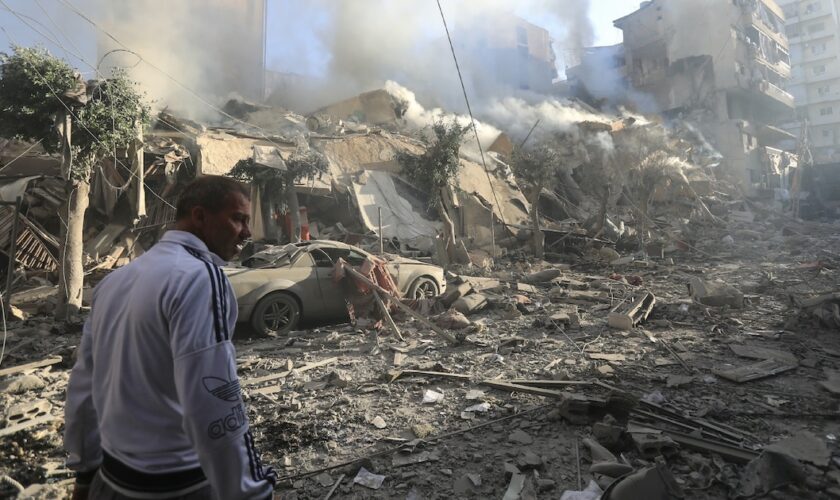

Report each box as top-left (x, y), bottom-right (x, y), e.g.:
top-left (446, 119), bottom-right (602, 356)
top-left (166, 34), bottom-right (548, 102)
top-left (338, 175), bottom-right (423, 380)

top-left (0, 0), bottom-right (640, 80)
top-left (591, 0), bottom-right (640, 46)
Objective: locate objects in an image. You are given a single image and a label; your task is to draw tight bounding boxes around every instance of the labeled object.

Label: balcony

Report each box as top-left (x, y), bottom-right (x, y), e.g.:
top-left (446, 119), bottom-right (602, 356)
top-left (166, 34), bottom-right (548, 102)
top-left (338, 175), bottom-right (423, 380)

top-left (758, 80), bottom-right (796, 108)
top-left (744, 11), bottom-right (789, 48)
top-left (751, 54), bottom-right (792, 79)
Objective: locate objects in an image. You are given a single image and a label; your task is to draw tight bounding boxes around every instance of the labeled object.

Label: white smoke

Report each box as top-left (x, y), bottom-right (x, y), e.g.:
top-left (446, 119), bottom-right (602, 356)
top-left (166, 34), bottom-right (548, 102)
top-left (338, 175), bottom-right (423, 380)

top-left (94, 0), bottom-right (267, 121)
top-left (269, 0), bottom-right (594, 112)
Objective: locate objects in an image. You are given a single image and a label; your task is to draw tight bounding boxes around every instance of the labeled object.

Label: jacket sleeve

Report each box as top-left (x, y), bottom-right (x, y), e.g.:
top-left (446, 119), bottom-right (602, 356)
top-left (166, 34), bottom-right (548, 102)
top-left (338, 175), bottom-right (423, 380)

top-left (168, 266), bottom-right (275, 500)
top-left (64, 316), bottom-right (102, 485)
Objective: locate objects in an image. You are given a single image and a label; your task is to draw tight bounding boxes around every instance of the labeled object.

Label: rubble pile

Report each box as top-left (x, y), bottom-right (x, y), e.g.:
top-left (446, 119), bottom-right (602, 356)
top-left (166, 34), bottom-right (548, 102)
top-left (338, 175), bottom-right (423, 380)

top-left (2, 85), bottom-right (840, 499)
top-left (3, 199), bottom-right (840, 498)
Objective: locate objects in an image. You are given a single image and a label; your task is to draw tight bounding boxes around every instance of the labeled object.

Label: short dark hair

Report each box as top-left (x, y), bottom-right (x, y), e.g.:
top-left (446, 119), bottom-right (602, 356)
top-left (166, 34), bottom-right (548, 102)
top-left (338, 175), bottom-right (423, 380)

top-left (175, 175), bottom-right (250, 220)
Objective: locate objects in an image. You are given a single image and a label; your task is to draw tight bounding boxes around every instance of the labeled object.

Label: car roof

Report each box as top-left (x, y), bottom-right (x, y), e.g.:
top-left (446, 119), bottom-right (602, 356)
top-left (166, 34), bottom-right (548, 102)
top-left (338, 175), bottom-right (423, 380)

top-left (296, 240), bottom-right (365, 253)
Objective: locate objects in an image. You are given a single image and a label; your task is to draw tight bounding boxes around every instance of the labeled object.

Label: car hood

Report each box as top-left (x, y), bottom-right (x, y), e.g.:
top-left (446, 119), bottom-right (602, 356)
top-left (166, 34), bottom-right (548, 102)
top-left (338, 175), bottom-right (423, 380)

top-left (384, 255), bottom-right (432, 266)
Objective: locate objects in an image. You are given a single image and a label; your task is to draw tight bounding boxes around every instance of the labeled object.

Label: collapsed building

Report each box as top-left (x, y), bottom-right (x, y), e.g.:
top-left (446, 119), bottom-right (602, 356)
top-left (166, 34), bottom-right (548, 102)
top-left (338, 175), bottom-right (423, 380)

top-left (570, 0), bottom-right (799, 197)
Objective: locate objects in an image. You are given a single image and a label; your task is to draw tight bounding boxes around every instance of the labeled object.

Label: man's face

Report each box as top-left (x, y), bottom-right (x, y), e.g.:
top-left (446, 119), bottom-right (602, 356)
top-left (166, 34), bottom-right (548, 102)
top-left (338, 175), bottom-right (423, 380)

top-left (196, 192), bottom-right (252, 261)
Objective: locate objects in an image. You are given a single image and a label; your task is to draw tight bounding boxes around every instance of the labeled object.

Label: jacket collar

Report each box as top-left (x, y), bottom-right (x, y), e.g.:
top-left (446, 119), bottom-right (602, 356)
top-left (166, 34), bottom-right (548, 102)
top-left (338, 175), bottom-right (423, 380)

top-left (160, 230), bottom-right (227, 266)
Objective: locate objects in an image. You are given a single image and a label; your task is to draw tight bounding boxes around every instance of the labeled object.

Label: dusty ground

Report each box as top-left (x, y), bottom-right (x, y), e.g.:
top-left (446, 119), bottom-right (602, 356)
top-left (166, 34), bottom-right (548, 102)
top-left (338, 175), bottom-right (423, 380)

top-left (2, 208), bottom-right (840, 499)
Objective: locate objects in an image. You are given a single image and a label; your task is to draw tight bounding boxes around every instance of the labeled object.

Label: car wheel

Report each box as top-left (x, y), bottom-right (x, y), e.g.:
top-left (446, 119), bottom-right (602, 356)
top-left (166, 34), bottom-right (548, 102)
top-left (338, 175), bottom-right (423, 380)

top-left (408, 277), bottom-right (439, 300)
top-left (251, 292), bottom-right (300, 336)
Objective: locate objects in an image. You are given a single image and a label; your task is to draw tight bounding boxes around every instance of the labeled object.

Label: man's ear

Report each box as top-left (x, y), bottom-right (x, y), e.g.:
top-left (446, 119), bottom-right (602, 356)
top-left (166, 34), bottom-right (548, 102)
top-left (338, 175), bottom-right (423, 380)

top-left (191, 205), bottom-right (207, 227)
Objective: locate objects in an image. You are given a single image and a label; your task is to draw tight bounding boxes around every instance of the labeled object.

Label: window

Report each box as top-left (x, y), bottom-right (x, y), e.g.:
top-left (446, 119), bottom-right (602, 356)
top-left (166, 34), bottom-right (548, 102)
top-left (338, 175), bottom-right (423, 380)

top-left (805, 1), bottom-right (822, 14)
top-left (743, 132), bottom-right (755, 151)
top-left (516, 26), bottom-right (528, 46)
top-left (321, 247), bottom-right (368, 266)
top-left (812, 42), bottom-right (827, 55)
top-left (813, 64), bottom-right (827, 75)
top-left (808, 22), bottom-right (825, 33)
top-left (818, 85), bottom-right (831, 96)
top-left (820, 106), bottom-right (833, 115)
top-left (310, 249), bottom-right (333, 268)
top-left (823, 129), bottom-right (831, 138)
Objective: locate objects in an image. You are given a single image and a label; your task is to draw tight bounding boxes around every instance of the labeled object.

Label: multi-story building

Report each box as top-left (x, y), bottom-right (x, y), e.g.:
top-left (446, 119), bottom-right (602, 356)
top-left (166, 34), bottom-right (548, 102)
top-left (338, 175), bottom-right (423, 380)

top-left (778, 0), bottom-right (840, 163)
top-left (613, 0), bottom-right (798, 193)
top-left (456, 14), bottom-right (558, 97)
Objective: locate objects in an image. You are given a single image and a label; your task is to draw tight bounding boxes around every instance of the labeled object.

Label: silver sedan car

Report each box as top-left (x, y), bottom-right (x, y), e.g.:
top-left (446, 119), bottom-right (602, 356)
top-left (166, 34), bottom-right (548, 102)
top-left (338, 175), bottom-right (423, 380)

top-left (224, 240), bottom-right (446, 335)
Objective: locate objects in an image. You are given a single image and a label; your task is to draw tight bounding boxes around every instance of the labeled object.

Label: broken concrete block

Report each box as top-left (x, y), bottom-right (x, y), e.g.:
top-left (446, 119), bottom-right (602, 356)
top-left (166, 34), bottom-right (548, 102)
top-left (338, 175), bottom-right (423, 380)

top-left (508, 429), bottom-right (534, 445)
top-left (765, 431), bottom-right (831, 467)
top-left (371, 416), bottom-right (387, 429)
top-left (608, 292), bottom-right (656, 330)
top-left (516, 449), bottom-right (543, 470)
top-left (6, 400), bottom-right (51, 426)
top-left (412, 423), bottom-right (435, 439)
top-left (688, 277), bottom-right (744, 308)
top-left (452, 294), bottom-right (488, 315)
top-left (630, 431), bottom-right (679, 458)
top-left (523, 269), bottom-right (562, 284)
top-left (4, 374), bottom-right (46, 394)
top-left (433, 310), bottom-right (471, 330)
top-left (440, 282), bottom-right (473, 308)
top-left (599, 247), bottom-right (621, 263)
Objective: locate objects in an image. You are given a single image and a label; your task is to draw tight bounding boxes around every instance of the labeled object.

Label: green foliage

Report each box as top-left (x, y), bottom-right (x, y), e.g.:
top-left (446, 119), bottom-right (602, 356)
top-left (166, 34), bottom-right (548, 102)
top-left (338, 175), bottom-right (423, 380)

top-left (72, 69), bottom-right (150, 180)
top-left (511, 141), bottom-right (561, 198)
top-left (397, 120), bottom-right (468, 201)
top-left (230, 148), bottom-right (327, 192)
top-left (0, 46), bottom-right (149, 182)
top-left (286, 148), bottom-right (328, 183)
top-left (0, 46), bottom-right (78, 153)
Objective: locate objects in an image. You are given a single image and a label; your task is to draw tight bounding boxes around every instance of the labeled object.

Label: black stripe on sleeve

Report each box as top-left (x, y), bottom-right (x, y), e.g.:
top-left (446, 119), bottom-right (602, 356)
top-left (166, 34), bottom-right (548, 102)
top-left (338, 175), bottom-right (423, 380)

top-left (244, 432), bottom-right (258, 482)
top-left (183, 247), bottom-right (223, 343)
top-left (214, 265), bottom-right (231, 341)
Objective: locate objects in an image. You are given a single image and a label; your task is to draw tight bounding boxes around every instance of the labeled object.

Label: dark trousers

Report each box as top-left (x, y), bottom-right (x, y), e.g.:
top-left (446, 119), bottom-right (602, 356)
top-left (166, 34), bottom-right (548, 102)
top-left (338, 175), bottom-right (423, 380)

top-left (88, 471), bottom-right (213, 500)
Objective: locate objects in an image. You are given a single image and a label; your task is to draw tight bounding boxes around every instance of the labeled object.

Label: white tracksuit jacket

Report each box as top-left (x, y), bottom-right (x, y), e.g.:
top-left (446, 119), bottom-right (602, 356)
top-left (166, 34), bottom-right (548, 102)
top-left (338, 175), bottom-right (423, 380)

top-left (64, 230), bottom-right (275, 499)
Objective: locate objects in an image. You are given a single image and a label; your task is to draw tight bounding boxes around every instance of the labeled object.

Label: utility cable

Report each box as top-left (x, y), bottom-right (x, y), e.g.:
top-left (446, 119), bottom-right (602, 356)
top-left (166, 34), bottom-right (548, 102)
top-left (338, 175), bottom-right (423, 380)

top-left (0, 11), bottom-right (175, 210)
top-left (436, 0), bottom-right (509, 231)
top-left (0, 139), bottom-right (44, 175)
top-left (58, 0), bottom-right (327, 174)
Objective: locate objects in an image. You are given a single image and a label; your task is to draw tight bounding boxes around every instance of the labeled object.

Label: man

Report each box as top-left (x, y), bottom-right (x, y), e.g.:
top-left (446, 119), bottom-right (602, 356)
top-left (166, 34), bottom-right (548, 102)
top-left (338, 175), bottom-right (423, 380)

top-left (64, 175), bottom-right (275, 499)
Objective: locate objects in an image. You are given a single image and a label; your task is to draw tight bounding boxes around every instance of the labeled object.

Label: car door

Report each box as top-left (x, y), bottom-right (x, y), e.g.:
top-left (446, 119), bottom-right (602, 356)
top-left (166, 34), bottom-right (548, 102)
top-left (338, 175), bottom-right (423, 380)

top-left (286, 252), bottom-right (329, 318)
top-left (309, 248), bottom-right (351, 319)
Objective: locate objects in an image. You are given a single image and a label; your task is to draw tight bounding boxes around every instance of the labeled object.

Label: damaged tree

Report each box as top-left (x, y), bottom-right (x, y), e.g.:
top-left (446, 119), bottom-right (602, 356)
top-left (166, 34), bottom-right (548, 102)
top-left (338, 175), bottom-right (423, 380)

top-left (398, 121), bottom-right (468, 263)
top-left (231, 138), bottom-right (326, 243)
top-left (511, 141), bottom-right (561, 259)
top-left (0, 47), bottom-right (148, 320)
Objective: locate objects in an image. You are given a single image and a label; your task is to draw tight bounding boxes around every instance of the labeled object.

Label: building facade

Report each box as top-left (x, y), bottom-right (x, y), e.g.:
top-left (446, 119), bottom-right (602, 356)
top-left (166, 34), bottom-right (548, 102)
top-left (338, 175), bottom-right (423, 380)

top-left (778, 0), bottom-right (840, 163)
top-left (614, 0), bottom-right (797, 193)
top-left (456, 15), bottom-right (558, 97)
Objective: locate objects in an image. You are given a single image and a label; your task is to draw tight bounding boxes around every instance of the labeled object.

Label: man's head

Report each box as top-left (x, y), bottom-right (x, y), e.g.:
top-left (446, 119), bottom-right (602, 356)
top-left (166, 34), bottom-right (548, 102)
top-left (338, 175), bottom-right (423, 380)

top-left (175, 176), bottom-right (251, 261)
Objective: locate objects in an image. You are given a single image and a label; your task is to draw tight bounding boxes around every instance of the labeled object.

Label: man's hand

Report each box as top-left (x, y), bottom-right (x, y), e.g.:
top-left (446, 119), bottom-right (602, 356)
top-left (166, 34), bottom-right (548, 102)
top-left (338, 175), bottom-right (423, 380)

top-left (70, 484), bottom-right (89, 500)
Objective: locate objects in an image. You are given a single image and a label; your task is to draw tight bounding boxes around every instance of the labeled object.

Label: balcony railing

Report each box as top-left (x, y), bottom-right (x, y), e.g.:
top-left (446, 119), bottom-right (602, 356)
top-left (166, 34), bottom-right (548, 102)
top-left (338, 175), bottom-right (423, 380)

top-left (758, 80), bottom-right (796, 108)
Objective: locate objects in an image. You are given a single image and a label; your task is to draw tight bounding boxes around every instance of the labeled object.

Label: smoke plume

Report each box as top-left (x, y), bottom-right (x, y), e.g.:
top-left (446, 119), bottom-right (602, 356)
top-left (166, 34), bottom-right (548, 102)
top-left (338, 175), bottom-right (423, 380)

top-left (94, 0), bottom-right (266, 121)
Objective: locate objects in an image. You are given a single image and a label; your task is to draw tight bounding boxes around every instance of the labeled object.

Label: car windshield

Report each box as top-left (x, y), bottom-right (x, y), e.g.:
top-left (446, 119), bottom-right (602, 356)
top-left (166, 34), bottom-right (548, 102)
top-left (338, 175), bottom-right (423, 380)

top-left (242, 243), bottom-right (302, 269)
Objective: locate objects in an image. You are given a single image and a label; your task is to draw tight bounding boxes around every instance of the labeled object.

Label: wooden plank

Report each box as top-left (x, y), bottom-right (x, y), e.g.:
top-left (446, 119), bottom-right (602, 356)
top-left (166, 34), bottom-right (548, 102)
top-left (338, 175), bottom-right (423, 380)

top-left (0, 415), bottom-right (59, 438)
top-left (0, 356), bottom-right (62, 378)
top-left (481, 380), bottom-right (568, 399)
top-left (391, 370), bottom-right (471, 383)
top-left (342, 265), bottom-right (458, 344)
top-left (608, 292), bottom-right (656, 330)
top-left (374, 291), bottom-right (403, 341)
top-left (241, 357), bottom-right (339, 387)
top-left (508, 379), bottom-right (594, 388)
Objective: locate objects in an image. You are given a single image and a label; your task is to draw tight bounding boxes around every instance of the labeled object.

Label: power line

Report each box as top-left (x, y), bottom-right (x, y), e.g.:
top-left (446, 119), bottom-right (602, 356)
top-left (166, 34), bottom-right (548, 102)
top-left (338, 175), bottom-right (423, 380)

top-left (0, 2), bottom-right (178, 209)
top-left (0, 22), bottom-right (175, 210)
top-left (58, 0), bottom-right (321, 170)
top-left (435, 0), bottom-right (508, 232)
